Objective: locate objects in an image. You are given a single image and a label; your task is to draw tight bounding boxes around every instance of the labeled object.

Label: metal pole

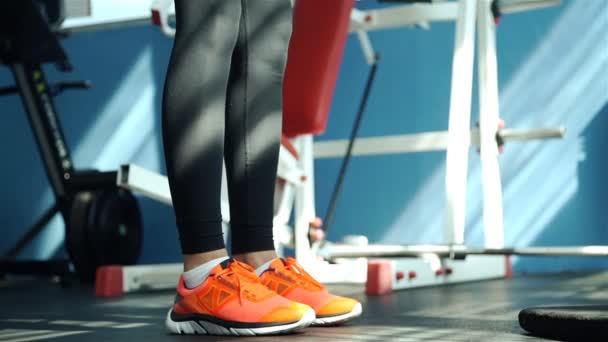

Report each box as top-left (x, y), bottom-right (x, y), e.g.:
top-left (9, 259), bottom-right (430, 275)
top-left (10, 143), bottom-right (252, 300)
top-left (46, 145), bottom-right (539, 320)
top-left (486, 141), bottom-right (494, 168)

top-left (325, 244), bottom-right (608, 259)
top-left (323, 55), bottom-right (380, 236)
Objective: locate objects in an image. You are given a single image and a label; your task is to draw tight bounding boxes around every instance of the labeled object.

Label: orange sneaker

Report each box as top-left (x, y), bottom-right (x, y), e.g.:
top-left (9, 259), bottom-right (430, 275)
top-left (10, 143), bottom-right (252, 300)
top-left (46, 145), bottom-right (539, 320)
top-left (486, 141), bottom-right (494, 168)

top-left (259, 258), bottom-right (362, 326)
top-left (166, 259), bottom-right (315, 336)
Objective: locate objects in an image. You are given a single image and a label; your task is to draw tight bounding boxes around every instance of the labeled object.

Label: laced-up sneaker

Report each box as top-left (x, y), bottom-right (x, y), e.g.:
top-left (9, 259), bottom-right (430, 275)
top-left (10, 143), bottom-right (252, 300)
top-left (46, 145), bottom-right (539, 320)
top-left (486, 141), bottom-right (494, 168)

top-left (166, 259), bottom-right (315, 336)
top-left (259, 258), bottom-right (362, 326)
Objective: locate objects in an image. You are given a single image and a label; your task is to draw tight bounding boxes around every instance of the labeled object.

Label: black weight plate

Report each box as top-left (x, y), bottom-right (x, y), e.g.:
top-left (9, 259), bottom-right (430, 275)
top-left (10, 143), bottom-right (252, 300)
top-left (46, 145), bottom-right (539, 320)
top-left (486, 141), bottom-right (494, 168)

top-left (88, 189), bottom-right (142, 268)
top-left (65, 191), bottom-right (98, 283)
top-left (519, 305), bottom-right (608, 341)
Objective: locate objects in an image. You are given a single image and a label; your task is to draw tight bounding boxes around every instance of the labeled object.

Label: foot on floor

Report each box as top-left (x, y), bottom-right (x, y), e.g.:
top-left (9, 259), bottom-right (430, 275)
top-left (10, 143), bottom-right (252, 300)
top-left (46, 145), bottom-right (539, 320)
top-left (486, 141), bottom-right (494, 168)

top-left (166, 259), bottom-right (315, 336)
top-left (257, 257), bottom-right (362, 326)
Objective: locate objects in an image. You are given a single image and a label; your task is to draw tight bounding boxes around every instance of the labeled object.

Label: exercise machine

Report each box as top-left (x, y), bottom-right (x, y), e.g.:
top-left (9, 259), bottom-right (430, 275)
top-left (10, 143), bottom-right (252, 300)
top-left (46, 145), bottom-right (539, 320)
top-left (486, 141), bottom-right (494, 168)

top-left (0, 0), bottom-right (142, 283)
top-left (90, 0), bottom-right (608, 299)
top-left (309, 0), bottom-right (607, 295)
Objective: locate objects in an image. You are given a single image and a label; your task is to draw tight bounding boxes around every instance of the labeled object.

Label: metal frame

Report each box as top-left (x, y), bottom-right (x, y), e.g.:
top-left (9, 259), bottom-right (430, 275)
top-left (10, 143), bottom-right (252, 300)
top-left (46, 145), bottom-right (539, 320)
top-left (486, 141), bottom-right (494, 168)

top-left (384, 255), bottom-right (508, 293)
top-left (11, 64), bottom-right (75, 201)
top-left (95, 0), bottom-right (608, 298)
top-left (444, 0), bottom-right (477, 246)
top-left (2, 62), bottom-right (119, 279)
top-left (0, 64), bottom-right (75, 278)
top-left (1, 2), bottom-right (121, 279)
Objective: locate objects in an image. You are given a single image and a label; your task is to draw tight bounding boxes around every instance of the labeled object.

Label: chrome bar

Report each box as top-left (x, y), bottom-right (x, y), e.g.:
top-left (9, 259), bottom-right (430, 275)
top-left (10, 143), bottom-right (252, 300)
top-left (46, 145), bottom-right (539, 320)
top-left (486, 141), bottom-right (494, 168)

top-left (499, 127), bottom-right (566, 142)
top-left (326, 244), bottom-right (608, 259)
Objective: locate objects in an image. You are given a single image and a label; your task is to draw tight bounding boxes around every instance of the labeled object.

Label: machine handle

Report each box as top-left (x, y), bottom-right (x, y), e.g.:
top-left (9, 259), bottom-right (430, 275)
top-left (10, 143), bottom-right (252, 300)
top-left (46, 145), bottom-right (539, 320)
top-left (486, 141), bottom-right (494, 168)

top-left (50, 80), bottom-right (92, 96)
top-left (0, 80), bottom-right (91, 98)
top-left (498, 127), bottom-right (566, 142)
top-left (0, 85), bottom-right (19, 96)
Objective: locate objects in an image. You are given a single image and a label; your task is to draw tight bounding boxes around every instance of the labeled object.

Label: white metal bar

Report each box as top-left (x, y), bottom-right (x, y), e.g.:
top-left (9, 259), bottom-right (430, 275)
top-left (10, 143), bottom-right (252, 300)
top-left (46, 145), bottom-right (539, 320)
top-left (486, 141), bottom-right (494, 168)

top-left (64, 0), bottom-right (91, 18)
top-left (500, 127), bottom-right (566, 141)
top-left (298, 259), bottom-right (368, 284)
top-left (151, 0), bottom-right (176, 37)
top-left (444, 0), bottom-right (477, 246)
top-left (60, 0), bottom-right (559, 34)
top-left (325, 244), bottom-right (608, 258)
top-left (293, 135), bottom-right (318, 263)
top-left (220, 162), bottom-right (230, 223)
top-left (273, 182), bottom-right (296, 252)
top-left (117, 164), bottom-right (172, 205)
top-left (355, 30), bottom-right (377, 66)
top-left (500, 0), bottom-right (561, 14)
top-left (273, 184), bottom-right (296, 230)
top-left (119, 144), bottom-right (301, 205)
top-left (277, 145), bottom-right (305, 186)
top-left (313, 127), bottom-right (564, 158)
top-left (349, 3), bottom-right (459, 32)
top-left (122, 263), bottom-right (181, 293)
top-left (477, 0), bottom-right (504, 248)
top-left (315, 131), bottom-right (454, 157)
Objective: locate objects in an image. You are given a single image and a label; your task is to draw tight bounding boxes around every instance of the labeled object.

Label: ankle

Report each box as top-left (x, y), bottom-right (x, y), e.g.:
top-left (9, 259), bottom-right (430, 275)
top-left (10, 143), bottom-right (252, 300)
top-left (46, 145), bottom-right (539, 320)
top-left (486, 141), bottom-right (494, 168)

top-left (183, 249), bottom-right (229, 272)
top-left (232, 250), bottom-right (278, 269)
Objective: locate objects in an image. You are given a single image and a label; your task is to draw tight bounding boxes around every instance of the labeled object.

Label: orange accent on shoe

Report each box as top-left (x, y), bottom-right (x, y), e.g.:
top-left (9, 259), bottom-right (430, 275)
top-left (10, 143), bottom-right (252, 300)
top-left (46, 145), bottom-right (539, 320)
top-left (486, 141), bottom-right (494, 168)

top-left (260, 258), bottom-right (360, 318)
top-left (171, 259), bottom-right (310, 324)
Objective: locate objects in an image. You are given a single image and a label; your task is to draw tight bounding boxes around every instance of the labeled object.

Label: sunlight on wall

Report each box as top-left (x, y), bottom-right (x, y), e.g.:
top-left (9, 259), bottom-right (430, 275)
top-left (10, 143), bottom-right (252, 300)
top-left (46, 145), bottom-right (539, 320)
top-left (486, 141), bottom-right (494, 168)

top-left (32, 46), bottom-right (161, 258)
top-left (63, 0), bottom-right (154, 29)
top-left (382, 1), bottom-right (608, 254)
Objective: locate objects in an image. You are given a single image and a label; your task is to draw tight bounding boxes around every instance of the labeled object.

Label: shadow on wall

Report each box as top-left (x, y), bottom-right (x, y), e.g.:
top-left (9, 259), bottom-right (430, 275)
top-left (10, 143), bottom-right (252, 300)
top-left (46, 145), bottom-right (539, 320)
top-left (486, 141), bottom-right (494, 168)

top-left (0, 25), bottom-right (180, 264)
top-left (518, 102), bottom-right (608, 273)
top-left (314, 0), bottom-right (608, 272)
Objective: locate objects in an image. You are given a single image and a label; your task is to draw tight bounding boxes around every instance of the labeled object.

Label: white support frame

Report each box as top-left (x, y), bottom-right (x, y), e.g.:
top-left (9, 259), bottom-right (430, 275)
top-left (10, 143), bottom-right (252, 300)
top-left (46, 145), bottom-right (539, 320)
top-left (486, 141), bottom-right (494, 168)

top-left (477, 0), bottom-right (504, 248)
top-left (292, 135), bottom-right (317, 263)
top-left (390, 255), bottom-right (507, 291)
top-left (444, 0), bottom-right (477, 246)
top-left (97, 0), bottom-right (571, 297)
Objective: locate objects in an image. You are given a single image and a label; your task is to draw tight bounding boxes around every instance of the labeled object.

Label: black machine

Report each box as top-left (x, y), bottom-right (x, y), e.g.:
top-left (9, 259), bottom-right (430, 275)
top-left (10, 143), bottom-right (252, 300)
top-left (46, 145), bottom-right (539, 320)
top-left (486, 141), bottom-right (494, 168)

top-left (0, 0), bottom-right (142, 282)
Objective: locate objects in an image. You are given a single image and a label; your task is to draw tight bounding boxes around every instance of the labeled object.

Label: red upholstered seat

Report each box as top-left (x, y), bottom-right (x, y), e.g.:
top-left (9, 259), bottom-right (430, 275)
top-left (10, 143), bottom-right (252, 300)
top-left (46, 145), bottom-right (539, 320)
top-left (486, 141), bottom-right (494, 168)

top-left (282, 0), bottom-right (354, 138)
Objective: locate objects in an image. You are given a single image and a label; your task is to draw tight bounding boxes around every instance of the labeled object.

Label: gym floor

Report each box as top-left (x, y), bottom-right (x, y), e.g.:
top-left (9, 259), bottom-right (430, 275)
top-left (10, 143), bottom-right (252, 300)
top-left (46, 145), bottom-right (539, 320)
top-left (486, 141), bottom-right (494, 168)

top-left (1, 272), bottom-right (606, 342)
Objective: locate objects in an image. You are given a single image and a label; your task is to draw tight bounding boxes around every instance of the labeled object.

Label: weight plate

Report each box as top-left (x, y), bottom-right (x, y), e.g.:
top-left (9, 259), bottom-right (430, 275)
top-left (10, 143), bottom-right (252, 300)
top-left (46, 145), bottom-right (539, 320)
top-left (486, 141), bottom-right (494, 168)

top-left (65, 191), bottom-right (98, 283)
top-left (88, 189), bottom-right (142, 268)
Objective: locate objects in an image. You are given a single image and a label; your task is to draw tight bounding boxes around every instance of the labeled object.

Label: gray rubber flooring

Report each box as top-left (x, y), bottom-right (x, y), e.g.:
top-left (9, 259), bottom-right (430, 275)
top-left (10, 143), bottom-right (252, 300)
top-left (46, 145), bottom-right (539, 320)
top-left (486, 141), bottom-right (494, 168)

top-left (1, 272), bottom-right (607, 341)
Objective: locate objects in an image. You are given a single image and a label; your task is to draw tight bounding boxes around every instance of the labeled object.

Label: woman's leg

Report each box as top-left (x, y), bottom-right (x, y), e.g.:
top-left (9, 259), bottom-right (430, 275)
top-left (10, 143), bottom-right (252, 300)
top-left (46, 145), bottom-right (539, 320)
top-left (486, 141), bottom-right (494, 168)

top-left (162, 0), bottom-right (241, 270)
top-left (163, 2), bottom-right (316, 335)
top-left (224, 0), bottom-right (293, 267)
top-left (222, 1), bottom-right (363, 325)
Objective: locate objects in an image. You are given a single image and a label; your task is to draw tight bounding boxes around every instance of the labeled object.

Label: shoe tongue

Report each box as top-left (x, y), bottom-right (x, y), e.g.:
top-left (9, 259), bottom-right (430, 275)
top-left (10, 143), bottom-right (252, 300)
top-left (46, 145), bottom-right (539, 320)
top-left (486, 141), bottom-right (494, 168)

top-left (270, 258), bottom-right (288, 270)
top-left (210, 258), bottom-right (234, 274)
top-left (219, 258), bottom-right (235, 269)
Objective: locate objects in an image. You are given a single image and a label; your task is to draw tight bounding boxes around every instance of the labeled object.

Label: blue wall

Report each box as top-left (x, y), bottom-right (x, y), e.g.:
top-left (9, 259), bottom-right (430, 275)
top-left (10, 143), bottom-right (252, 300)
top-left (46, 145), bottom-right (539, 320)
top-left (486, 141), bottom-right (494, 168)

top-left (319, 0), bottom-right (608, 272)
top-left (0, 25), bottom-right (181, 264)
top-left (1, 0), bottom-right (606, 273)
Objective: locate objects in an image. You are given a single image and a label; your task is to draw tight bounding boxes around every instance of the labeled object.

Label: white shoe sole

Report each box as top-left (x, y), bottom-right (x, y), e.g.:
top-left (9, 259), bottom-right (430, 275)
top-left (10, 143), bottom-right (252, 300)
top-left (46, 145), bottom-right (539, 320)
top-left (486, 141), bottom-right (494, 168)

top-left (312, 303), bottom-right (363, 326)
top-left (165, 308), bottom-right (315, 336)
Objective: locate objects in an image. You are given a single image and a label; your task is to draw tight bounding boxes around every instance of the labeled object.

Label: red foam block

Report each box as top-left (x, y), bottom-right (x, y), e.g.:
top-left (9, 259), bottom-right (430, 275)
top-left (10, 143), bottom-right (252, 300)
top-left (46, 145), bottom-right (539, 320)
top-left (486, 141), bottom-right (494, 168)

top-left (95, 265), bottom-right (124, 298)
top-left (151, 9), bottom-right (161, 26)
top-left (505, 255), bottom-right (513, 279)
top-left (366, 260), bottom-right (393, 295)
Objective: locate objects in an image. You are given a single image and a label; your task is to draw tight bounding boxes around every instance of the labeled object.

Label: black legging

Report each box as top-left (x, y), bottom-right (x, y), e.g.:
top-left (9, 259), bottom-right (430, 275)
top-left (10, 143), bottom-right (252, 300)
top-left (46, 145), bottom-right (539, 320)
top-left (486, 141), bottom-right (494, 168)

top-left (162, 0), bottom-right (293, 255)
